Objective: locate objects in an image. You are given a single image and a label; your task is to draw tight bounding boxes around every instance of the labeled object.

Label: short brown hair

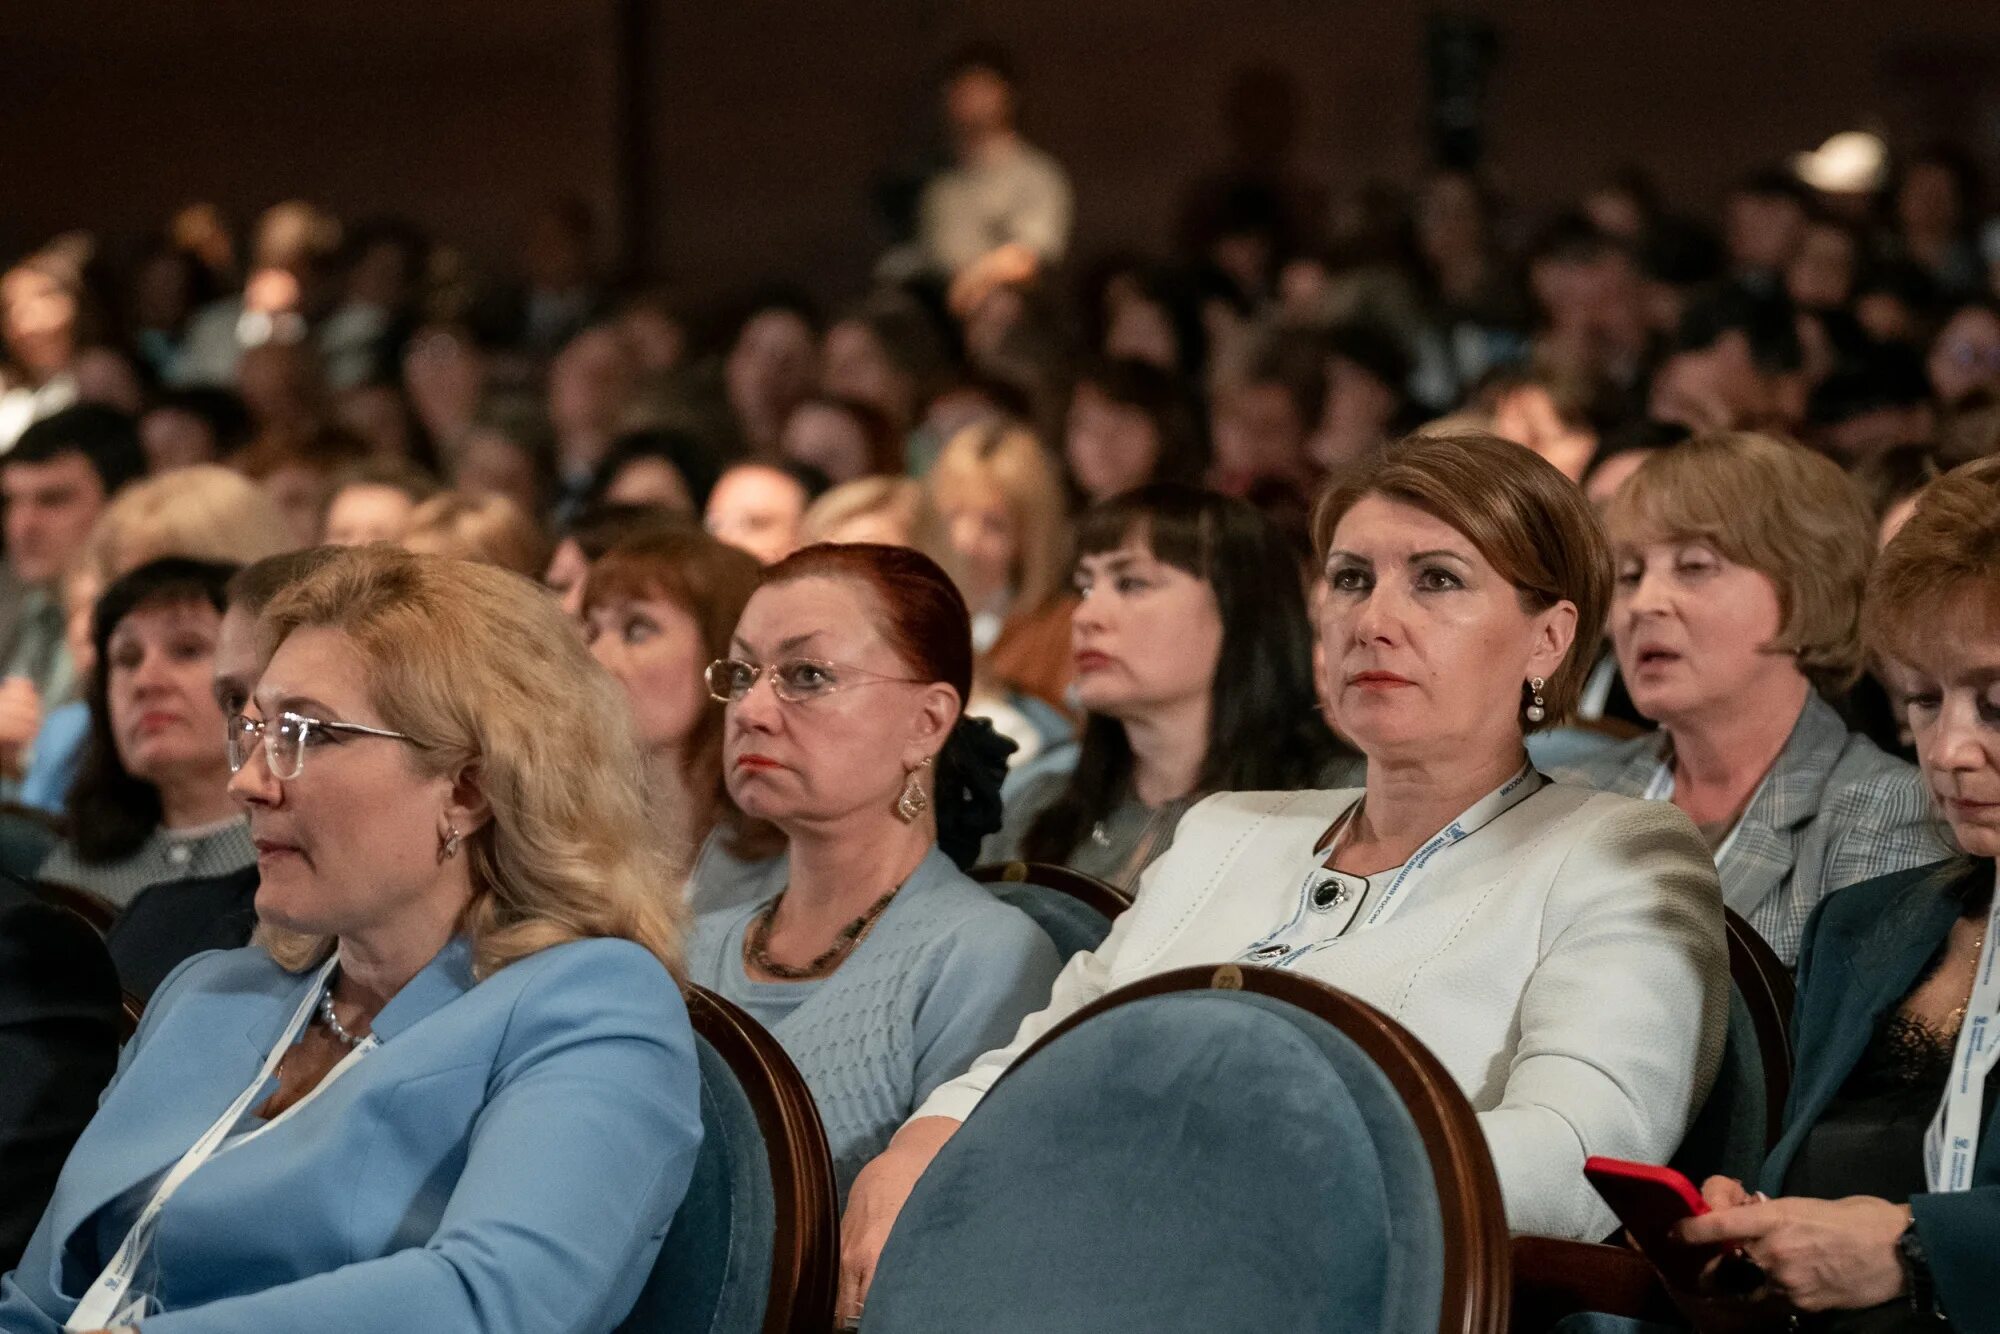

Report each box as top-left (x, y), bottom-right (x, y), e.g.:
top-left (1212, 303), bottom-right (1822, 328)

top-left (1605, 432), bottom-right (1874, 693)
top-left (583, 528), bottom-right (773, 861)
top-left (1865, 456), bottom-right (2000, 666)
top-left (1311, 431), bottom-right (1611, 728)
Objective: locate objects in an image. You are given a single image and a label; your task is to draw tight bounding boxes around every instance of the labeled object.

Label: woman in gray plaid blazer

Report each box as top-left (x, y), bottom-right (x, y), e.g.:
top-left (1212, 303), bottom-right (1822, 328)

top-left (1550, 433), bottom-right (1949, 965)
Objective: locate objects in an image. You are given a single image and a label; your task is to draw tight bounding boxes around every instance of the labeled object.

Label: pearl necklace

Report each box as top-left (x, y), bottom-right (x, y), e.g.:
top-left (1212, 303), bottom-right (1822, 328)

top-left (317, 987), bottom-right (368, 1048)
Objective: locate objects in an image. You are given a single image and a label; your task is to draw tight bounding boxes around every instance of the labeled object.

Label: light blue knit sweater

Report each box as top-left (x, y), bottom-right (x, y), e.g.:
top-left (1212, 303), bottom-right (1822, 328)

top-left (688, 845), bottom-right (1064, 1200)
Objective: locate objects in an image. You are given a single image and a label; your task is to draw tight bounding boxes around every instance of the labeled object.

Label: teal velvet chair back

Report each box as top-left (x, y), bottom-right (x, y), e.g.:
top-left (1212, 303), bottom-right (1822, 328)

top-left (1670, 910), bottom-right (1795, 1184)
top-left (861, 965), bottom-right (1510, 1334)
top-left (970, 862), bottom-right (1132, 963)
top-left (1667, 988), bottom-right (1766, 1184)
top-left (618, 987), bottom-right (837, 1334)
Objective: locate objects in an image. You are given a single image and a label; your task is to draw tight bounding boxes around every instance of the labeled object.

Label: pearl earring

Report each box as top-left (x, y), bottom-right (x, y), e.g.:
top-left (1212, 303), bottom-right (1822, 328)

top-left (1525, 677), bottom-right (1547, 724)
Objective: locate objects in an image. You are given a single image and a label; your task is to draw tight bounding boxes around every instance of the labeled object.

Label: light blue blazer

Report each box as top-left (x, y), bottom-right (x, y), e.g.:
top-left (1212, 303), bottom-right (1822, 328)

top-left (0, 934), bottom-right (702, 1334)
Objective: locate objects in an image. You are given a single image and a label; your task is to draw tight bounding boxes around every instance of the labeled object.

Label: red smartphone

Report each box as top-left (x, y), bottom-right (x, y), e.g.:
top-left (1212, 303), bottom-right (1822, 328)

top-left (1583, 1156), bottom-right (1724, 1290)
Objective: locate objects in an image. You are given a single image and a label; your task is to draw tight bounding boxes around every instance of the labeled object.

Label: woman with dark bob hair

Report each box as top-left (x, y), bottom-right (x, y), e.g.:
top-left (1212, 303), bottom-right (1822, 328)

top-left (685, 543), bottom-right (1064, 1200)
top-left (840, 433), bottom-right (1731, 1320)
top-left (39, 558), bottom-right (249, 910)
top-left (989, 483), bottom-right (1360, 889)
top-left (1, 545), bottom-right (700, 1332)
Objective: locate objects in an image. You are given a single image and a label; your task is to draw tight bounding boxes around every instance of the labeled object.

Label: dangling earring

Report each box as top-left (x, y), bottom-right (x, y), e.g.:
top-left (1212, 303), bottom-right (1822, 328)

top-left (439, 822), bottom-right (463, 862)
top-left (1524, 677), bottom-right (1547, 724)
top-left (896, 757), bottom-right (933, 823)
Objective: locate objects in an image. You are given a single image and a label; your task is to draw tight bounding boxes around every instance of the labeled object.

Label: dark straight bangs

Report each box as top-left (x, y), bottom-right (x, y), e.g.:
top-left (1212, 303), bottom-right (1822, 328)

top-left (1073, 485), bottom-right (1220, 583)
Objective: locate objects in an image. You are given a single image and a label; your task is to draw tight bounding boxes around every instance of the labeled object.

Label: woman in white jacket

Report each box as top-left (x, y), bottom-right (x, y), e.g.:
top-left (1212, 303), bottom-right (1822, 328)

top-left (837, 432), bottom-right (1730, 1318)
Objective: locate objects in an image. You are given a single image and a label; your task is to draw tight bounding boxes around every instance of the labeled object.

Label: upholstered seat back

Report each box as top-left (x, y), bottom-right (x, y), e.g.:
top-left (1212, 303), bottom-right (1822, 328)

top-left (862, 988), bottom-right (1449, 1334)
top-left (985, 880), bottom-right (1115, 961)
top-left (617, 1033), bottom-right (775, 1334)
top-left (1668, 987), bottom-right (1766, 1185)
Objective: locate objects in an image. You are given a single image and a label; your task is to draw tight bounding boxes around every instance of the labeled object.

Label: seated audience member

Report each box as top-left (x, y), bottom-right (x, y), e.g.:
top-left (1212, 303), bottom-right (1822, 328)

top-left (1063, 358), bottom-right (1207, 504)
top-left (1477, 363), bottom-right (1607, 482)
top-left (542, 501), bottom-right (689, 621)
top-left (1551, 433), bottom-right (1948, 963)
top-left (915, 44), bottom-right (1074, 288)
top-left (989, 484), bottom-right (1360, 889)
top-left (780, 395), bottom-right (901, 485)
top-left (723, 292), bottom-right (821, 455)
top-left (686, 543), bottom-right (1064, 1196)
top-left (582, 528), bottom-right (770, 874)
top-left (0, 406), bottom-right (148, 731)
top-left (320, 461), bottom-right (440, 546)
top-left (1925, 298), bottom-right (2000, 410)
top-left (925, 421), bottom-right (1076, 724)
top-left (1578, 460), bottom-right (2000, 1334)
top-left (1854, 444), bottom-right (1945, 550)
top-left (582, 428), bottom-right (719, 518)
top-left (0, 546), bottom-right (701, 1332)
top-left (18, 466), bottom-right (294, 815)
top-left (38, 560), bottom-right (247, 910)
top-left (1807, 346), bottom-right (1939, 467)
top-left (449, 397), bottom-right (559, 523)
top-left (239, 425), bottom-right (373, 549)
top-left (821, 294), bottom-right (953, 446)
top-left (1207, 327), bottom-right (1325, 497)
top-left (841, 433), bottom-right (1730, 1312)
top-left (1307, 321), bottom-right (1416, 470)
top-left (138, 389), bottom-right (251, 474)
top-left (801, 476), bottom-right (928, 548)
top-left (704, 461), bottom-right (823, 566)
top-left (399, 491), bottom-right (547, 576)
top-left (0, 870), bottom-right (119, 1276)
top-left (102, 548), bottom-right (345, 1001)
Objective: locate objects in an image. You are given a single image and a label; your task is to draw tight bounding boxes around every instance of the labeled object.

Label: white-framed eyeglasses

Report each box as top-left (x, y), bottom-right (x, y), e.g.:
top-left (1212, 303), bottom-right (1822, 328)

top-left (704, 657), bottom-right (922, 706)
top-left (227, 710), bottom-right (418, 781)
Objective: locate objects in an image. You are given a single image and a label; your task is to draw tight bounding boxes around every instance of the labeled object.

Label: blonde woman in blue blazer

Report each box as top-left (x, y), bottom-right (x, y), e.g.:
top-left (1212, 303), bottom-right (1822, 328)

top-left (0, 548), bottom-right (702, 1334)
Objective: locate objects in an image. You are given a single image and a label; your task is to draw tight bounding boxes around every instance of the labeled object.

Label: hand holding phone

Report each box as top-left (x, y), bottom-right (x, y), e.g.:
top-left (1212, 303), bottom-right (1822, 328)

top-left (1584, 1157), bottom-right (1763, 1294)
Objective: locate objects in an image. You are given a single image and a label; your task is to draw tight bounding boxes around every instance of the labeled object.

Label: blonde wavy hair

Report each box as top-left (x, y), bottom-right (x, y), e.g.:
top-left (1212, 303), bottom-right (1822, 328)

top-left (80, 464), bottom-right (294, 584)
top-left (925, 420), bottom-right (1070, 614)
top-left (253, 546), bottom-right (686, 983)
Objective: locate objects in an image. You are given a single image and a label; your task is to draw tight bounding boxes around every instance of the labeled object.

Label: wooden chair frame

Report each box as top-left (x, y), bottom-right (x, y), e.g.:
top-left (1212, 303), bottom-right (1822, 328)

top-left (684, 985), bottom-right (839, 1334)
top-left (967, 861), bottom-right (1133, 922)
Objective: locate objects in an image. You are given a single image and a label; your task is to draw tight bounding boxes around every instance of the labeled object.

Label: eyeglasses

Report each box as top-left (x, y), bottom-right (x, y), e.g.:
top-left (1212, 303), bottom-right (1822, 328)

top-left (227, 710), bottom-right (419, 781)
top-left (705, 657), bottom-right (923, 706)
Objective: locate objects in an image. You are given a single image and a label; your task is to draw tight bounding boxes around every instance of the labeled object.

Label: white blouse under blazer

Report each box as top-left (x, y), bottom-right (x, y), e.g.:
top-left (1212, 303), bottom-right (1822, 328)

top-left (916, 780), bottom-right (1730, 1241)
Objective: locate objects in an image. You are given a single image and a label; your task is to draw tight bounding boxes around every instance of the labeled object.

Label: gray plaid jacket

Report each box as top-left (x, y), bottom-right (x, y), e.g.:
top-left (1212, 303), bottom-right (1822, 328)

top-left (1550, 693), bottom-right (1950, 965)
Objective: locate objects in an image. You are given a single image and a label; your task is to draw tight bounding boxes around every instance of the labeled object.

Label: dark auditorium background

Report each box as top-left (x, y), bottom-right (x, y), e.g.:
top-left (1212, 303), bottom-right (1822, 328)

top-left (11, 0), bottom-right (2000, 297)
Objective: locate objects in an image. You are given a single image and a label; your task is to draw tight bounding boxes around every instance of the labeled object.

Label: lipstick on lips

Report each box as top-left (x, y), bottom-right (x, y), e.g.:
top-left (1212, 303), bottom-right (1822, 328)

top-left (734, 754), bottom-right (783, 771)
top-left (1346, 670), bottom-right (1415, 689)
top-left (1074, 650), bottom-right (1114, 673)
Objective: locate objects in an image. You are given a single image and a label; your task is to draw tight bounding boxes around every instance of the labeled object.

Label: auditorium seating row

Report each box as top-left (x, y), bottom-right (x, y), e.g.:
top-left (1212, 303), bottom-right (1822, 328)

top-left (36, 861), bottom-right (1790, 1334)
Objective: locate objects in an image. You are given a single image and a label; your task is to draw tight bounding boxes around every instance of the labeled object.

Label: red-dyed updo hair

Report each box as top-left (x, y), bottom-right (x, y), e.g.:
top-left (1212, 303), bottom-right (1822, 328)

top-left (760, 543), bottom-right (973, 706)
top-left (757, 542), bottom-right (1008, 866)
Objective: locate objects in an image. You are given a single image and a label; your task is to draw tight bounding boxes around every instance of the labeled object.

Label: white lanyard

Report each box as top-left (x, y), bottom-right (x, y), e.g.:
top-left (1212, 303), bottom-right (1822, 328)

top-left (67, 956), bottom-right (376, 1330)
top-left (1924, 867), bottom-right (2000, 1193)
top-left (1238, 765), bottom-right (1546, 969)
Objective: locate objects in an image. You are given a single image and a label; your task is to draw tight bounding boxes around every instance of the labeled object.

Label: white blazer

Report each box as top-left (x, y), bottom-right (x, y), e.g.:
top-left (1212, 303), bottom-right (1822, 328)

top-left (917, 780), bottom-right (1729, 1240)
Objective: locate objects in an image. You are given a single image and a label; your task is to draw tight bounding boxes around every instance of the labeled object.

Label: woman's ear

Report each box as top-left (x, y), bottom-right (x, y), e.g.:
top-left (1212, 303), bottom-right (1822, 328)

top-left (902, 684), bottom-right (961, 770)
top-left (445, 762), bottom-right (493, 839)
top-left (1528, 599), bottom-right (1580, 683)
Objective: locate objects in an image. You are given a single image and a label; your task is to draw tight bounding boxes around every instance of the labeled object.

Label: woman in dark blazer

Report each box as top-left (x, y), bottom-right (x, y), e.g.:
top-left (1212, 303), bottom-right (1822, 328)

top-left (1676, 461), bottom-right (2000, 1333)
